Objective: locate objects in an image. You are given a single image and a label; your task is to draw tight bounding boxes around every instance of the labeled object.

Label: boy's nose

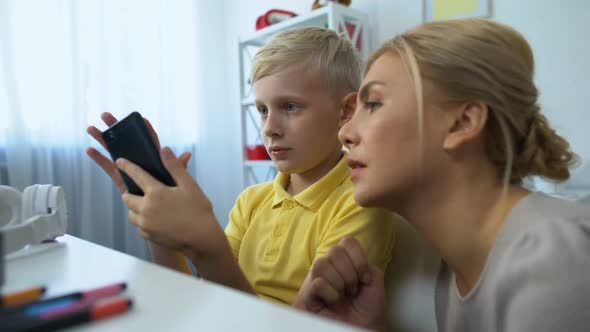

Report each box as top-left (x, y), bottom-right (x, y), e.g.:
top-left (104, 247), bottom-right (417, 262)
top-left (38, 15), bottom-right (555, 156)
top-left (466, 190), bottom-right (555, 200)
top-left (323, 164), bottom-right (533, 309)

top-left (263, 111), bottom-right (283, 138)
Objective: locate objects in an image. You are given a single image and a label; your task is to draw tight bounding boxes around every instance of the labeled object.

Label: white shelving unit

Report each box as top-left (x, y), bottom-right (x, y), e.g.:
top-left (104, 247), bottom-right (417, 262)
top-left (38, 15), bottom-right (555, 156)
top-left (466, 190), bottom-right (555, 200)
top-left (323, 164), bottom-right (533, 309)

top-left (238, 3), bottom-right (369, 188)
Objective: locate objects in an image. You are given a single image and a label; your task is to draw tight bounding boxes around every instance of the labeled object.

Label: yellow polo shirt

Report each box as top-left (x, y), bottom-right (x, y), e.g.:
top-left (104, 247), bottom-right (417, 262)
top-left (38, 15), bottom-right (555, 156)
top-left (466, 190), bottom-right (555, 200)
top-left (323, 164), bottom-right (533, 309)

top-left (225, 154), bottom-right (396, 304)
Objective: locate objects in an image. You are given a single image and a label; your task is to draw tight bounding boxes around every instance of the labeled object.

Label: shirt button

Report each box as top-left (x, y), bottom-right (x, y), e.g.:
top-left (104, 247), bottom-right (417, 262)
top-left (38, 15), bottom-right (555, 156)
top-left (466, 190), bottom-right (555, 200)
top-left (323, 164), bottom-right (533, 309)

top-left (283, 200), bottom-right (294, 210)
top-left (274, 228), bottom-right (284, 237)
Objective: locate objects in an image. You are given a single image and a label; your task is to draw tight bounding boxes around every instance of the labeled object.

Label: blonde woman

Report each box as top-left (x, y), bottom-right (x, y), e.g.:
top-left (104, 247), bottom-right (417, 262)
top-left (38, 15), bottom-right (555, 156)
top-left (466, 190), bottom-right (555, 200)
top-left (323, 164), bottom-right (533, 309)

top-left (294, 19), bottom-right (590, 331)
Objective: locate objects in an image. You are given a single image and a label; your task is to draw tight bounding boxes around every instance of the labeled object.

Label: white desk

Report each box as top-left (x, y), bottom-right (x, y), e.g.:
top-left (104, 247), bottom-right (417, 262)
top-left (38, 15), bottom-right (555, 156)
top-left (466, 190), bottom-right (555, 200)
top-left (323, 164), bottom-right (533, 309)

top-left (2, 235), bottom-right (361, 331)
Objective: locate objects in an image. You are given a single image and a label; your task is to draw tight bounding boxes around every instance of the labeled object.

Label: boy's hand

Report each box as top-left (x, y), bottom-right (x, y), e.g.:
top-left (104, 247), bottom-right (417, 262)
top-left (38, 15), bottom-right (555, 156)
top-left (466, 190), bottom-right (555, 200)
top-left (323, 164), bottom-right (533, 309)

top-left (86, 112), bottom-right (192, 194)
top-left (293, 237), bottom-right (387, 331)
top-left (116, 147), bottom-right (225, 256)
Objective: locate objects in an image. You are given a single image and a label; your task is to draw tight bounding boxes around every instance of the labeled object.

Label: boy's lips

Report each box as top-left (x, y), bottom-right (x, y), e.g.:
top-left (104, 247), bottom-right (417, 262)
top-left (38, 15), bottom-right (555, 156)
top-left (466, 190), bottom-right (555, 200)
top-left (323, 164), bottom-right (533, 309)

top-left (269, 146), bottom-right (291, 158)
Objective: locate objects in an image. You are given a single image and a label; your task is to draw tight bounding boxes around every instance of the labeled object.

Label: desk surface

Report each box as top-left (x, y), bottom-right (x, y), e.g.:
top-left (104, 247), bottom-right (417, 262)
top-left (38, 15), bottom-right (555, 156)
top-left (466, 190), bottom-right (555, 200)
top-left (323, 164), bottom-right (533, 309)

top-left (3, 235), bottom-right (361, 331)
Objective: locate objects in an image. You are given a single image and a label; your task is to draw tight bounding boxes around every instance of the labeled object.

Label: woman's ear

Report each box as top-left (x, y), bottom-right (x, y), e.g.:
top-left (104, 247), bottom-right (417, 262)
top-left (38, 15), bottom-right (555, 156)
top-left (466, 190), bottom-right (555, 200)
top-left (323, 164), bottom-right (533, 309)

top-left (339, 92), bottom-right (358, 127)
top-left (443, 102), bottom-right (488, 151)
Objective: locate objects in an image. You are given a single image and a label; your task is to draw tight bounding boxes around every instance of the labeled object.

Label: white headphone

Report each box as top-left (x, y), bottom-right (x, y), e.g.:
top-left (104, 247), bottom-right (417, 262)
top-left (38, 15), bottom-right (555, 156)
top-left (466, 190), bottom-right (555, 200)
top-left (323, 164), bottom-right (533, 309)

top-left (0, 185), bottom-right (68, 255)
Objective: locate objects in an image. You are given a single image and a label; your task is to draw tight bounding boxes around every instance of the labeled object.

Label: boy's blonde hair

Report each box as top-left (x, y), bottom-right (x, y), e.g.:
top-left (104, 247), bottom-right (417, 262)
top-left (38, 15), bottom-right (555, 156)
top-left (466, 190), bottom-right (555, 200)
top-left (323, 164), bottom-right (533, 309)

top-left (368, 19), bottom-right (577, 185)
top-left (251, 27), bottom-right (361, 97)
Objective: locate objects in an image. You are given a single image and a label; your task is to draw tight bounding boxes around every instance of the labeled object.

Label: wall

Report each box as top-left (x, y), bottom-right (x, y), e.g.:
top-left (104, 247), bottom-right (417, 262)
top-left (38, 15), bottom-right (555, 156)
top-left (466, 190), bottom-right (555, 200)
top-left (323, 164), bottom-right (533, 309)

top-left (494, 0), bottom-right (590, 189)
top-left (232, 0), bottom-right (590, 190)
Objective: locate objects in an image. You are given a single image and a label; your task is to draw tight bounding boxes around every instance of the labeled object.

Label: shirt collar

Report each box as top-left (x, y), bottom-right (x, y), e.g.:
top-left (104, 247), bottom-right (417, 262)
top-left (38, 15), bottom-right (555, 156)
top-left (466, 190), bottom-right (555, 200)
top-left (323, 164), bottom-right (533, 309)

top-left (272, 152), bottom-right (350, 212)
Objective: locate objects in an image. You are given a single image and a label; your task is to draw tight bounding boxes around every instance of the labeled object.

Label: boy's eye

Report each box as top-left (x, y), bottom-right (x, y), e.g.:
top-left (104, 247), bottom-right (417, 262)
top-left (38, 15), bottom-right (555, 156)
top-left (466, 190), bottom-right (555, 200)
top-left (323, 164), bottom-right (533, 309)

top-left (286, 103), bottom-right (299, 112)
top-left (364, 101), bottom-right (382, 112)
top-left (257, 106), bottom-right (268, 115)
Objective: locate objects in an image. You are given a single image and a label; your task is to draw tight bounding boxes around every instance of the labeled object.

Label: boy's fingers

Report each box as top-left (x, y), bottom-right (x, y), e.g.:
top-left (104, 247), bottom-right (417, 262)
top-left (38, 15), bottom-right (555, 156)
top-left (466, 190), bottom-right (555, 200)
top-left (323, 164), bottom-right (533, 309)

top-left (339, 237), bottom-right (371, 284)
top-left (161, 147), bottom-right (192, 186)
top-left (101, 112), bottom-right (118, 127)
top-left (86, 126), bottom-right (108, 150)
top-left (116, 158), bottom-right (160, 191)
top-left (143, 117), bottom-right (161, 150)
top-left (129, 212), bottom-right (152, 242)
top-left (86, 147), bottom-right (115, 174)
top-left (122, 192), bottom-right (143, 213)
top-left (128, 211), bottom-right (153, 242)
top-left (128, 210), bottom-right (140, 227)
top-left (138, 230), bottom-right (151, 241)
top-left (87, 147), bottom-right (127, 193)
top-left (179, 151), bottom-right (192, 169)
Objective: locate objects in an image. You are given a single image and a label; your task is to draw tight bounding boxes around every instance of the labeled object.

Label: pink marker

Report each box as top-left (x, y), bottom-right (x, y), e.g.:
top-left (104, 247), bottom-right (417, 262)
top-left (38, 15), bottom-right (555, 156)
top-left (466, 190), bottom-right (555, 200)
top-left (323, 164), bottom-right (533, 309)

top-left (81, 282), bottom-right (127, 301)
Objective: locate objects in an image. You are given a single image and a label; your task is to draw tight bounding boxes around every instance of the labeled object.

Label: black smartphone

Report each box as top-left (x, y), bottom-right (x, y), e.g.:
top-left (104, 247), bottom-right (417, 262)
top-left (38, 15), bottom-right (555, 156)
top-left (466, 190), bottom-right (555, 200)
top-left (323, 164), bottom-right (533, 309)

top-left (101, 112), bottom-right (175, 196)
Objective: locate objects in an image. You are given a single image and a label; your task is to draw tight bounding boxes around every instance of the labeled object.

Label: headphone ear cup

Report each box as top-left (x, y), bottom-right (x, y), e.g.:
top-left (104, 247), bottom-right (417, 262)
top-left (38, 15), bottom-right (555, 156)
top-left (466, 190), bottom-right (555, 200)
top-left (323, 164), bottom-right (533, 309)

top-left (0, 185), bottom-right (22, 227)
top-left (32, 185), bottom-right (52, 215)
top-left (21, 185), bottom-right (38, 221)
top-left (48, 186), bottom-right (67, 232)
top-left (2, 184), bottom-right (67, 254)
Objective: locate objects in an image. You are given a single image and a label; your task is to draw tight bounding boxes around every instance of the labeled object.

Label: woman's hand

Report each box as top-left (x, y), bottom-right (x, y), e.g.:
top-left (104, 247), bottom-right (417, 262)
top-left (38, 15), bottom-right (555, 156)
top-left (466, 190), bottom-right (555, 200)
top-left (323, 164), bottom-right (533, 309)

top-left (294, 237), bottom-right (387, 331)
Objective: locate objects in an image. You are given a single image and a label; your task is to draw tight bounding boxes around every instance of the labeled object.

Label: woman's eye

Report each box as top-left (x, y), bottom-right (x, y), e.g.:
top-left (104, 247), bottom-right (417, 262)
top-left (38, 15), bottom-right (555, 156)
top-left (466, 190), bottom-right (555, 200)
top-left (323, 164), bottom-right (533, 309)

top-left (364, 101), bottom-right (382, 112)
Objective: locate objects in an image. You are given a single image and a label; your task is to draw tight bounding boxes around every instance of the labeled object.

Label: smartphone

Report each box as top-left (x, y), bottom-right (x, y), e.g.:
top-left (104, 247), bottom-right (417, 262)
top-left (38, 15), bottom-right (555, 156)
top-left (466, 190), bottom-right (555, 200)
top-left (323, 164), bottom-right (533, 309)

top-left (101, 112), bottom-right (175, 196)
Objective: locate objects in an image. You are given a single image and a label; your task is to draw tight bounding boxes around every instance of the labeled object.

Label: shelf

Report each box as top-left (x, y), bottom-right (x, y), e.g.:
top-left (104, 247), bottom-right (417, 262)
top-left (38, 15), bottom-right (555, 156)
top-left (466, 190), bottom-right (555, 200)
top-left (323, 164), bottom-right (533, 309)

top-left (240, 3), bottom-right (367, 47)
top-left (240, 7), bottom-right (331, 46)
top-left (244, 160), bottom-right (275, 168)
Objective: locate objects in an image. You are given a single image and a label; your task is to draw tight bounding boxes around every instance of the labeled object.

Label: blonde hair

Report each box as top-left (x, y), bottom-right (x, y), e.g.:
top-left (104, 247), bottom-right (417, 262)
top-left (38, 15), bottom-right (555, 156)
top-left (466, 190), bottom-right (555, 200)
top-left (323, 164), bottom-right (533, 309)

top-left (368, 19), bottom-right (577, 184)
top-left (251, 27), bottom-right (361, 97)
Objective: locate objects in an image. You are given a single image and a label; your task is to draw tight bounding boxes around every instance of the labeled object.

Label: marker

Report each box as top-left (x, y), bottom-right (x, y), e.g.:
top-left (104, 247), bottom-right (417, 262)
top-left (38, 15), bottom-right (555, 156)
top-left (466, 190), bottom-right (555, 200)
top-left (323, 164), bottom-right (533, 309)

top-left (0, 286), bottom-right (46, 307)
top-left (76, 282), bottom-right (127, 302)
top-left (0, 282), bottom-right (127, 316)
top-left (2, 297), bottom-right (133, 332)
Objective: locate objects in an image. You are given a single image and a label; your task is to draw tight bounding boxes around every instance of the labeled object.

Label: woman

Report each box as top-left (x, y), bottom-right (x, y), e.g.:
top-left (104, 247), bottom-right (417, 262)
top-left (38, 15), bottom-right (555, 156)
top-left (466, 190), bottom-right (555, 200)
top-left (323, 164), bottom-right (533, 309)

top-left (293, 19), bottom-right (590, 331)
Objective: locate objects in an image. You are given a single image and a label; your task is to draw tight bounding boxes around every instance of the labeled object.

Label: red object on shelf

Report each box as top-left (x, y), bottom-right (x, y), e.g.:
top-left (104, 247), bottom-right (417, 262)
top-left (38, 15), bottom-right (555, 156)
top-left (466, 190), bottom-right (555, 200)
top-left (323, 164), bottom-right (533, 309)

top-left (246, 144), bottom-right (270, 160)
top-left (341, 22), bottom-right (362, 51)
top-left (255, 9), bottom-right (297, 31)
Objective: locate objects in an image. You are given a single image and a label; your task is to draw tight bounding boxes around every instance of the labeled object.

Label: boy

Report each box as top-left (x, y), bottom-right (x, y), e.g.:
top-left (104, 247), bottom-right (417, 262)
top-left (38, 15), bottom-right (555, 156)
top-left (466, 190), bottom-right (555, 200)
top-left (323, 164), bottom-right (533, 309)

top-left (87, 27), bottom-right (396, 305)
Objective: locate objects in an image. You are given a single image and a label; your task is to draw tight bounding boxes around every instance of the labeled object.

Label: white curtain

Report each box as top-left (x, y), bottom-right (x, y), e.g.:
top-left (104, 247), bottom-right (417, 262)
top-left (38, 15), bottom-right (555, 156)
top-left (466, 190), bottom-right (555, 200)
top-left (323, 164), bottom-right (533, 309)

top-left (0, 0), bottom-right (243, 259)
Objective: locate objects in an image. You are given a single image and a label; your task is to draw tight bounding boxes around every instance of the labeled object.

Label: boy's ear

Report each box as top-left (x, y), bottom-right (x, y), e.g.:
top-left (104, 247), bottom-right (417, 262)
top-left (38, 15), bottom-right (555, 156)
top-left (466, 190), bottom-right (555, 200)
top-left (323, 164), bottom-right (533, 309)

top-left (339, 92), bottom-right (357, 127)
top-left (443, 102), bottom-right (489, 151)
